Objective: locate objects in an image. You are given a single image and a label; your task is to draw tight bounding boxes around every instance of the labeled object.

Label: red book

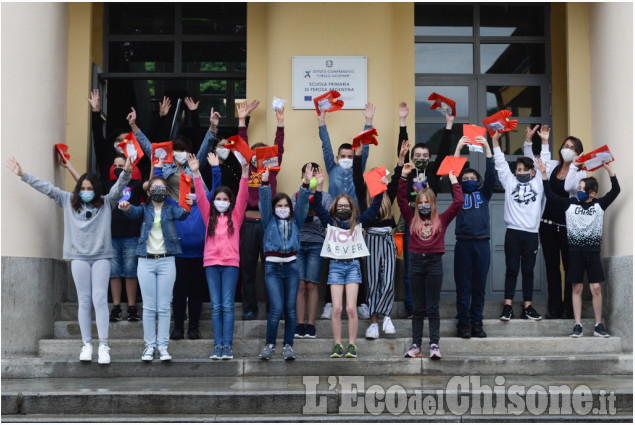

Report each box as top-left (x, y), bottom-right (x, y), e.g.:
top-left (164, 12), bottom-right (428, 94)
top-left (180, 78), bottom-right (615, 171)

top-left (117, 132), bottom-right (145, 167)
top-left (428, 92), bottom-right (457, 117)
top-left (313, 90), bottom-right (344, 114)
top-left (152, 141), bottom-right (173, 165)
top-left (55, 144), bottom-right (70, 162)
top-left (352, 128), bottom-right (379, 150)
top-left (255, 146), bottom-right (280, 172)
top-left (179, 171), bottom-right (191, 212)
top-left (363, 166), bottom-right (388, 198)
top-left (577, 145), bottom-right (614, 171)
top-left (482, 110), bottom-right (518, 137)
top-left (436, 156), bottom-right (467, 176)
top-left (226, 135), bottom-right (256, 165)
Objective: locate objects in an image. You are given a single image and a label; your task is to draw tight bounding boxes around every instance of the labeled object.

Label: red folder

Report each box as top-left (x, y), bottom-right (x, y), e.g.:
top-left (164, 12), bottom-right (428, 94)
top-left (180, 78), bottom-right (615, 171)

top-left (577, 145), bottom-right (614, 171)
top-left (393, 233), bottom-right (404, 257)
top-left (482, 110), bottom-right (517, 137)
top-left (255, 146), bottom-right (280, 172)
top-left (226, 135), bottom-right (256, 165)
top-left (428, 93), bottom-right (457, 117)
top-left (352, 128), bottom-right (379, 150)
top-left (179, 171), bottom-right (191, 212)
top-left (117, 132), bottom-right (145, 167)
top-left (313, 90), bottom-right (344, 114)
top-left (436, 156), bottom-right (467, 176)
top-left (152, 141), bottom-right (173, 165)
top-left (55, 144), bottom-right (70, 162)
top-left (363, 166), bottom-right (388, 198)
top-left (463, 124), bottom-right (487, 145)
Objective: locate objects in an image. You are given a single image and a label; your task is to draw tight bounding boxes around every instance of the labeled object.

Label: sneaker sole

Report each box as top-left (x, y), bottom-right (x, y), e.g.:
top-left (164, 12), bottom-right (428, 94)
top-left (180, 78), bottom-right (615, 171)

top-left (284, 356), bottom-right (295, 361)
top-left (365, 335), bottom-right (379, 340)
top-left (294, 334), bottom-right (304, 338)
top-left (404, 354), bottom-right (422, 358)
top-left (594, 332), bottom-right (610, 338)
top-left (160, 357), bottom-right (172, 362)
top-left (499, 315), bottom-right (512, 321)
top-left (79, 357), bottom-right (92, 362)
top-left (222, 356), bottom-right (233, 360)
top-left (383, 330), bottom-right (396, 334)
top-left (141, 357), bottom-right (153, 362)
top-left (345, 354), bottom-right (357, 358)
top-left (521, 316), bottom-right (543, 321)
top-left (210, 356), bottom-right (220, 360)
top-left (97, 359), bottom-right (110, 365)
top-left (430, 355), bottom-right (442, 360)
top-left (303, 335), bottom-right (316, 339)
top-left (330, 354), bottom-right (342, 358)
top-left (570, 333), bottom-right (583, 338)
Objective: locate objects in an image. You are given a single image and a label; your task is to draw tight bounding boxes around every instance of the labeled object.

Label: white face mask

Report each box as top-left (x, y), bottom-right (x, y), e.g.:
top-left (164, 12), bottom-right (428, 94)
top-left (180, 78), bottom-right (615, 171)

top-left (216, 147), bottom-right (230, 161)
top-left (214, 200), bottom-right (230, 213)
top-left (174, 151), bottom-right (188, 164)
top-left (339, 158), bottom-right (353, 170)
top-left (560, 148), bottom-right (576, 163)
top-left (275, 207), bottom-right (290, 219)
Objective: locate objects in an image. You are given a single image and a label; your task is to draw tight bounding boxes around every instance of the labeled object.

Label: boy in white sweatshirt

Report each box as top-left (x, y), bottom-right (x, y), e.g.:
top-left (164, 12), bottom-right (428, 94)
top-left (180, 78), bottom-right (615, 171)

top-left (492, 131), bottom-right (544, 321)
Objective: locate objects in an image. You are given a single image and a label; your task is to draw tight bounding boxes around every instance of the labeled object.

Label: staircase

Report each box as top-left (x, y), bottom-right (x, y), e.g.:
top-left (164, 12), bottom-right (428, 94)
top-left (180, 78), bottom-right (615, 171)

top-left (2, 300), bottom-right (632, 421)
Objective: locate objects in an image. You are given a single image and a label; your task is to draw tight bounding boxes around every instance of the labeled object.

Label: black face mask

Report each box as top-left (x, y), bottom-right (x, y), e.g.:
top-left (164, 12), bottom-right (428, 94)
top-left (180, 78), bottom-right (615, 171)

top-left (113, 167), bottom-right (124, 179)
top-left (149, 187), bottom-right (168, 203)
top-left (336, 209), bottom-right (352, 221)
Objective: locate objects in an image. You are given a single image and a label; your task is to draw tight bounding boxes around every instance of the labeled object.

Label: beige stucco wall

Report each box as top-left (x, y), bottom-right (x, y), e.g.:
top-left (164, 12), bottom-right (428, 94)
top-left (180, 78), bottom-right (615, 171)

top-left (1, 3), bottom-right (70, 259)
top-left (246, 3), bottom-right (415, 199)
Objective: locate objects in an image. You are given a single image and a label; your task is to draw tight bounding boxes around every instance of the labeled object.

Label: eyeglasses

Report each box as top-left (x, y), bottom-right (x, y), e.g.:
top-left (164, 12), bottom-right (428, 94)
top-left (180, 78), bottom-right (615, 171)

top-left (151, 185), bottom-right (167, 190)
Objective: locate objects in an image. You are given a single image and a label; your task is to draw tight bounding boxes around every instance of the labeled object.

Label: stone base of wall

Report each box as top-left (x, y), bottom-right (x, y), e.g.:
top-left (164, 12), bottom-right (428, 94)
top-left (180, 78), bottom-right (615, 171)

top-left (604, 255), bottom-right (633, 352)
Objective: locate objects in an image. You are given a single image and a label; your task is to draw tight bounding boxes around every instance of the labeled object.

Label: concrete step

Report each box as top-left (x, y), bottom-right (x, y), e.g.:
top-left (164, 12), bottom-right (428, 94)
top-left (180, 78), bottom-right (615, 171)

top-left (3, 354), bottom-right (632, 379)
top-left (3, 375), bottom-right (632, 417)
top-left (53, 319), bottom-right (606, 339)
top-left (38, 337), bottom-right (623, 360)
top-left (60, 300), bottom-right (597, 321)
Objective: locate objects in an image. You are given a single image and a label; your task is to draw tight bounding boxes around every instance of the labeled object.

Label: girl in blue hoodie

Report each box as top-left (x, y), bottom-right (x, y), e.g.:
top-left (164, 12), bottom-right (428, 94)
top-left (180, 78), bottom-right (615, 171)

top-left (257, 165), bottom-right (313, 360)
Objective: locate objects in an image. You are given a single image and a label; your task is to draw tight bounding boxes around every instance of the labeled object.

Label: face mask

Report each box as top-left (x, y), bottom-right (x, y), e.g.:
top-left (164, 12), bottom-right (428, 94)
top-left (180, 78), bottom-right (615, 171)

top-left (174, 151), bottom-right (188, 165)
top-left (516, 173), bottom-right (532, 183)
top-left (413, 158), bottom-right (429, 171)
top-left (577, 190), bottom-right (590, 202)
top-left (79, 190), bottom-right (95, 203)
top-left (149, 186), bottom-right (168, 203)
top-left (214, 200), bottom-right (230, 213)
top-left (336, 209), bottom-right (352, 221)
top-left (113, 167), bottom-right (124, 179)
top-left (216, 147), bottom-right (230, 161)
top-left (418, 204), bottom-right (432, 216)
top-left (461, 180), bottom-right (479, 193)
top-left (338, 158), bottom-right (353, 170)
top-left (561, 148), bottom-right (577, 163)
top-left (113, 144), bottom-right (124, 154)
top-left (189, 193), bottom-right (197, 203)
top-left (275, 207), bottom-right (290, 219)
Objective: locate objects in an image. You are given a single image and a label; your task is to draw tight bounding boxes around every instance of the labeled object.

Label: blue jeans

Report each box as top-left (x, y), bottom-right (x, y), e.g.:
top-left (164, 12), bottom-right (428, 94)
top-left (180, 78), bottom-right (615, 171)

top-left (137, 256), bottom-right (176, 348)
top-left (296, 242), bottom-right (323, 283)
top-left (454, 239), bottom-right (490, 324)
top-left (264, 261), bottom-right (300, 346)
top-left (110, 237), bottom-right (139, 278)
top-left (205, 265), bottom-right (239, 347)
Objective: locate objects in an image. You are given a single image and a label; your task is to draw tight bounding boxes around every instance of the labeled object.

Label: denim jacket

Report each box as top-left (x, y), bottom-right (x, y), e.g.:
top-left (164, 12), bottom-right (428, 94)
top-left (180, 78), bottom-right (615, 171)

top-left (259, 183), bottom-right (311, 258)
top-left (123, 202), bottom-right (189, 256)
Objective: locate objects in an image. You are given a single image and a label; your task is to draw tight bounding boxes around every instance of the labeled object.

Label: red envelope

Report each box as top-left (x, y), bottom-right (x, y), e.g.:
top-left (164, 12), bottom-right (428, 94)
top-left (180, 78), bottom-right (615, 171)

top-left (577, 145), bottom-right (614, 171)
top-left (226, 135), bottom-right (256, 165)
top-left (179, 171), bottom-right (191, 212)
top-left (55, 144), bottom-right (70, 162)
top-left (428, 93), bottom-right (457, 117)
top-left (436, 156), bottom-right (467, 176)
top-left (352, 128), bottom-right (379, 150)
top-left (482, 110), bottom-right (518, 137)
top-left (313, 90), bottom-right (344, 114)
top-left (152, 141), bottom-right (173, 165)
top-left (463, 124), bottom-right (487, 146)
top-left (393, 233), bottom-right (404, 258)
top-left (117, 132), bottom-right (145, 167)
top-left (255, 146), bottom-right (280, 172)
top-left (363, 166), bottom-right (388, 198)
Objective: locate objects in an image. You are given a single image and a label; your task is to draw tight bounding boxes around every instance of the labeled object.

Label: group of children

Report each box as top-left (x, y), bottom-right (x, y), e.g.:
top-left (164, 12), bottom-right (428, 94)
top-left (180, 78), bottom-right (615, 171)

top-left (6, 93), bottom-right (620, 364)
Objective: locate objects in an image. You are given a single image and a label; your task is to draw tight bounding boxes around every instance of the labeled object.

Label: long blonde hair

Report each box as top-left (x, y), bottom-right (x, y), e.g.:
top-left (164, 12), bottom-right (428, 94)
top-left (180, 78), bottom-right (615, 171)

top-left (410, 188), bottom-right (441, 237)
top-left (365, 189), bottom-right (393, 222)
top-left (329, 194), bottom-right (358, 234)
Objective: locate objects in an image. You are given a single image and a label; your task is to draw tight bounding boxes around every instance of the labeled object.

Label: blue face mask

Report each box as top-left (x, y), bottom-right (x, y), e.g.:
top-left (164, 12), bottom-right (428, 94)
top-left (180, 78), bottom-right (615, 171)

top-left (79, 191), bottom-right (95, 203)
top-left (461, 180), bottom-right (479, 193)
top-left (577, 190), bottom-right (590, 202)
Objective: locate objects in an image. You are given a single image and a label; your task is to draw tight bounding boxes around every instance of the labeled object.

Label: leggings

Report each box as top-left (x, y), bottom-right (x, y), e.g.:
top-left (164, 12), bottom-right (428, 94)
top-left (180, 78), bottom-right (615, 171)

top-left (71, 259), bottom-right (111, 343)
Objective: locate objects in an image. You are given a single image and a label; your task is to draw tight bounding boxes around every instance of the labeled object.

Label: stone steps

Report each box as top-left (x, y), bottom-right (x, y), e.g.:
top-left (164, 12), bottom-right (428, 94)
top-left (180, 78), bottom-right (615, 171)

top-left (2, 375), bottom-right (631, 418)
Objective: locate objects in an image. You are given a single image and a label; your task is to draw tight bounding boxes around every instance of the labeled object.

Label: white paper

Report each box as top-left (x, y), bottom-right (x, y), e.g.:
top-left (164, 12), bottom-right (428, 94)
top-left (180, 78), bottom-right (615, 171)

top-left (487, 122), bottom-right (505, 131)
top-left (233, 150), bottom-right (247, 165)
top-left (154, 148), bottom-right (167, 160)
top-left (468, 144), bottom-right (484, 153)
top-left (126, 143), bottom-right (137, 162)
top-left (272, 96), bottom-right (287, 112)
top-left (263, 157), bottom-right (279, 168)
top-left (320, 224), bottom-right (370, 260)
top-left (584, 152), bottom-right (612, 170)
top-left (317, 98), bottom-right (332, 111)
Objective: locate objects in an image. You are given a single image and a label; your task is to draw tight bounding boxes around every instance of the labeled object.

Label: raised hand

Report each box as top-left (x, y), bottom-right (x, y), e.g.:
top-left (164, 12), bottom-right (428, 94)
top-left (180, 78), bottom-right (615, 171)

top-left (237, 101), bottom-right (248, 120)
top-left (491, 130), bottom-right (502, 148)
top-left (399, 140), bottom-right (410, 162)
top-left (159, 96), bottom-right (171, 117)
top-left (207, 152), bottom-right (219, 167)
top-left (262, 166), bottom-right (270, 183)
top-left (186, 153), bottom-right (199, 174)
top-left (245, 99), bottom-right (260, 116)
top-left (398, 102), bottom-right (409, 125)
top-left (184, 96), bottom-right (199, 111)
top-left (317, 107), bottom-right (327, 126)
top-left (475, 135), bottom-right (492, 157)
top-left (536, 125), bottom-right (550, 144)
top-left (185, 194), bottom-right (194, 206)
top-left (126, 107), bottom-right (137, 127)
top-left (209, 107), bottom-right (221, 129)
top-left (303, 163), bottom-right (314, 185)
top-left (525, 125), bottom-right (539, 142)
top-left (445, 110), bottom-right (455, 128)
top-left (454, 136), bottom-right (470, 155)
top-left (602, 162), bottom-right (615, 177)
top-left (380, 176), bottom-right (390, 185)
top-left (241, 162), bottom-right (250, 178)
top-left (124, 156), bottom-right (133, 173)
top-left (86, 89), bottom-right (100, 112)
top-left (573, 152), bottom-right (584, 168)
top-left (363, 102), bottom-right (376, 125)
top-left (315, 167), bottom-right (325, 189)
top-left (275, 107), bottom-right (284, 125)
top-left (402, 163), bottom-right (413, 177)
top-left (6, 156), bottom-right (24, 177)
top-left (448, 170), bottom-right (458, 184)
top-left (118, 201), bottom-right (131, 211)
top-left (354, 144), bottom-right (363, 156)
top-left (535, 158), bottom-right (547, 178)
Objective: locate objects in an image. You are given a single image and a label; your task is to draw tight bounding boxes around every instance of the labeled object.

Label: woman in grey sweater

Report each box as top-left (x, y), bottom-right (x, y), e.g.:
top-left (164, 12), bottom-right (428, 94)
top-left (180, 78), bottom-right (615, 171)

top-left (7, 155), bottom-right (132, 364)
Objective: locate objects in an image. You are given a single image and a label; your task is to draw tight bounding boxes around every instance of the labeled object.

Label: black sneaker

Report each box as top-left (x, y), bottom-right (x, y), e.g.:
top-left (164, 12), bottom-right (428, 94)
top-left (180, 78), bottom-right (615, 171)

top-left (294, 323), bottom-right (306, 338)
top-left (304, 324), bottom-right (316, 339)
top-left (170, 328), bottom-right (184, 340)
top-left (594, 323), bottom-right (610, 338)
top-left (521, 305), bottom-right (542, 321)
top-left (570, 324), bottom-right (583, 338)
top-left (127, 306), bottom-right (140, 322)
top-left (499, 304), bottom-right (513, 321)
top-left (242, 311), bottom-right (255, 321)
top-left (109, 305), bottom-right (122, 322)
top-left (457, 322), bottom-right (471, 339)
top-left (471, 322), bottom-right (487, 338)
top-left (188, 327), bottom-right (201, 340)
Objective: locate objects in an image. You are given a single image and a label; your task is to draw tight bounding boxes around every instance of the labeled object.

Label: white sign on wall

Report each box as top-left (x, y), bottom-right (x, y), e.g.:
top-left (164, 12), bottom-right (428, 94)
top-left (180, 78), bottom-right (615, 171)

top-left (292, 56), bottom-right (367, 110)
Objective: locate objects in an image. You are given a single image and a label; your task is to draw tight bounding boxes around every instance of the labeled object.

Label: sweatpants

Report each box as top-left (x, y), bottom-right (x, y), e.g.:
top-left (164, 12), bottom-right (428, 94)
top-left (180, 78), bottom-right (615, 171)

top-left (454, 239), bottom-right (490, 324)
top-left (365, 232), bottom-right (397, 316)
top-left (71, 259), bottom-right (111, 343)
top-left (503, 229), bottom-right (539, 302)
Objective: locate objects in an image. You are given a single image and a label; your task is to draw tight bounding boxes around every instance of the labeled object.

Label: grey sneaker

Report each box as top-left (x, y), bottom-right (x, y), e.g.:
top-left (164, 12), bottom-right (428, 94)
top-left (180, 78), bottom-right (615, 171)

top-left (594, 323), bottom-right (610, 338)
top-left (158, 345), bottom-right (172, 361)
top-left (259, 344), bottom-right (275, 360)
top-left (283, 344), bottom-right (295, 360)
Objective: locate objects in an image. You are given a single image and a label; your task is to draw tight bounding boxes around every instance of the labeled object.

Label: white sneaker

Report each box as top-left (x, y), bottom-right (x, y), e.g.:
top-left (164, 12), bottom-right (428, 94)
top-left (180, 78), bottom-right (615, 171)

top-left (97, 345), bottom-right (111, 364)
top-left (321, 303), bottom-right (333, 320)
top-left (158, 345), bottom-right (172, 361)
top-left (141, 346), bottom-right (155, 362)
top-left (79, 342), bottom-right (93, 362)
top-left (358, 303), bottom-right (370, 319)
top-left (365, 323), bottom-right (379, 339)
top-left (382, 316), bottom-right (396, 334)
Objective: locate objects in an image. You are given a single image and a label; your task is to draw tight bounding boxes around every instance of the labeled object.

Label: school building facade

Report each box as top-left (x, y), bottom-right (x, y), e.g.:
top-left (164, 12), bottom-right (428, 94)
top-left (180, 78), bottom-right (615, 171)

top-left (1, 2), bottom-right (632, 356)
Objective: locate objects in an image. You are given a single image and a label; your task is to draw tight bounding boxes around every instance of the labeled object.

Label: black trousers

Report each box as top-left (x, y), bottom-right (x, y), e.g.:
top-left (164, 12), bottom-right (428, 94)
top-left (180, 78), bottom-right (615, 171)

top-left (173, 257), bottom-right (207, 330)
top-left (539, 222), bottom-right (572, 314)
top-left (239, 219), bottom-right (265, 314)
top-left (503, 229), bottom-right (539, 302)
top-left (409, 253), bottom-right (443, 346)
